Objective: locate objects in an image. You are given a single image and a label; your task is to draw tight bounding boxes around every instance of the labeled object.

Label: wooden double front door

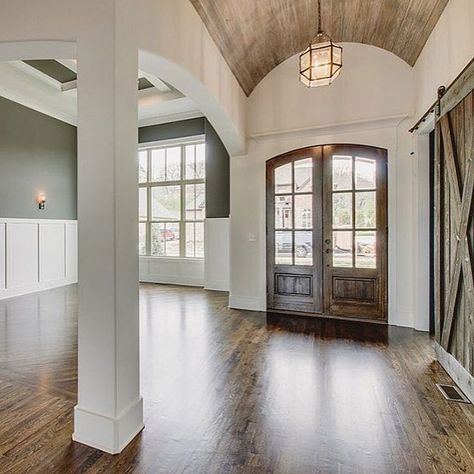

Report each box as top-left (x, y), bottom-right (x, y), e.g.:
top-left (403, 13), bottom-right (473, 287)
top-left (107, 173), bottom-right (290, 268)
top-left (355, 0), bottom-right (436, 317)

top-left (267, 144), bottom-right (387, 322)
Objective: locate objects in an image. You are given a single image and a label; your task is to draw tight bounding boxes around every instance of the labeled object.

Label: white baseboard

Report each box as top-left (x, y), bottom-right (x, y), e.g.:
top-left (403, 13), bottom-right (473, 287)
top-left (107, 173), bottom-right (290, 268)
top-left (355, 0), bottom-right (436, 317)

top-left (73, 397), bottom-right (144, 455)
top-left (388, 310), bottom-right (415, 329)
top-left (139, 256), bottom-right (204, 287)
top-left (0, 278), bottom-right (77, 300)
top-left (229, 294), bottom-right (266, 312)
top-left (434, 342), bottom-right (474, 404)
top-left (139, 275), bottom-right (203, 287)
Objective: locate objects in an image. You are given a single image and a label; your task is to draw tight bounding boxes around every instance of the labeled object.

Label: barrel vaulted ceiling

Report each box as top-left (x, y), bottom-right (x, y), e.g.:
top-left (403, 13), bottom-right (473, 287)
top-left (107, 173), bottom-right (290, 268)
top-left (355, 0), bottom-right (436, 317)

top-left (189, 0), bottom-right (449, 96)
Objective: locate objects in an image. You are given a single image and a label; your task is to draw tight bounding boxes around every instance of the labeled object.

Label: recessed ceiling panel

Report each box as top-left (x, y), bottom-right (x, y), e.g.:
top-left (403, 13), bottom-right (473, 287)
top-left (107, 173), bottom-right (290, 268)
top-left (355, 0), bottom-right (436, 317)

top-left (23, 60), bottom-right (77, 83)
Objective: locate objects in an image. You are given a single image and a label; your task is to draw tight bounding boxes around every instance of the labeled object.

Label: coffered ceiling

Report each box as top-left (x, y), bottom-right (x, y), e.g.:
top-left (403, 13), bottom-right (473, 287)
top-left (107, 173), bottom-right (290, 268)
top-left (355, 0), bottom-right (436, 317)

top-left (190, 0), bottom-right (449, 95)
top-left (0, 60), bottom-right (202, 126)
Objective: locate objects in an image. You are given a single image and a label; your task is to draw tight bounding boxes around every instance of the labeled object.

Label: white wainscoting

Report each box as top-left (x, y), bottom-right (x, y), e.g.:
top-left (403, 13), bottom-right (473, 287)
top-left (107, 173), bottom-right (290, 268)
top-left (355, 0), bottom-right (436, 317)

top-left (0, 218), bottom-right (78, 300)
top-left (139, 217), bottom-right (230, 289)
top-left (204, 218), bottom-right (229, 291)
top-left (139, 256), bottom-right (204, 286)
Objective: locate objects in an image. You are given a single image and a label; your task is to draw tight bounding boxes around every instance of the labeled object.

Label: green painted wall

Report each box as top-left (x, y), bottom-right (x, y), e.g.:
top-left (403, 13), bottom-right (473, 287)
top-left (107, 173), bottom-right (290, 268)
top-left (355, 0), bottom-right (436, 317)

top-left (138, 117), bottom-right (205, 143)
top-left (139, 118), bottom-right (230, 218)
top-left (0, 97), bottom-right (77, 219)
top-left (204, 121), bottom-right (230, 218)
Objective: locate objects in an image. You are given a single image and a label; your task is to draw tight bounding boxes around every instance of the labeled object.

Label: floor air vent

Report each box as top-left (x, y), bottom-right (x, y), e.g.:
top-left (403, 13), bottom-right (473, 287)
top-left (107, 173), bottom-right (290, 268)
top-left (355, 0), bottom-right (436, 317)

top-left (436, 383), bottom-right (471, 403)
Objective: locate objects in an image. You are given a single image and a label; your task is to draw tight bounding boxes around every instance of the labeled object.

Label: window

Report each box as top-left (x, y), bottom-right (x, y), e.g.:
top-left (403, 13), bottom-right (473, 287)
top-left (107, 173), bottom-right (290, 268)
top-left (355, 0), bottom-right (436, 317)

top-left (331, 155), bottom-right (376, 268)
top-left (139, 139), bottom-right (205, 258)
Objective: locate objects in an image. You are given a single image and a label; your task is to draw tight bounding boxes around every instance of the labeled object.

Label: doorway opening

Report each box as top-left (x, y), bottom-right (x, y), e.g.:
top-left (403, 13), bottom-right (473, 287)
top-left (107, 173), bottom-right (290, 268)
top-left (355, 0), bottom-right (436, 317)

top-left (266, 144), bottom-right (388, 322)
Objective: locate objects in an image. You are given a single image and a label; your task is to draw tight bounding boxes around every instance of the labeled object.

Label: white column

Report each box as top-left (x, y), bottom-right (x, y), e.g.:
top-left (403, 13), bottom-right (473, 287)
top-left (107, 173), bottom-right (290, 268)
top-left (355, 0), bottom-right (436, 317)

top-left (73, 0), bottom-right (143, 454)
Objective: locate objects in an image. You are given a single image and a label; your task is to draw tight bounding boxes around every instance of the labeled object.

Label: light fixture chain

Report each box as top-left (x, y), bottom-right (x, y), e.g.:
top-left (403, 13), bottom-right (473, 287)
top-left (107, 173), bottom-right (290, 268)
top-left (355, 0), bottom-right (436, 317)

top-left (318, 0), bottom-right (322, 33)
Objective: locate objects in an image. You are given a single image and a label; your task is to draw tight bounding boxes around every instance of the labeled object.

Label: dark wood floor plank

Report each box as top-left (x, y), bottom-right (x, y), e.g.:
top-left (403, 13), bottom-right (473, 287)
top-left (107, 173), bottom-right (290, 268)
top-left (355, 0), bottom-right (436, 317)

top-left (0, 283), bottom-right (472, 473)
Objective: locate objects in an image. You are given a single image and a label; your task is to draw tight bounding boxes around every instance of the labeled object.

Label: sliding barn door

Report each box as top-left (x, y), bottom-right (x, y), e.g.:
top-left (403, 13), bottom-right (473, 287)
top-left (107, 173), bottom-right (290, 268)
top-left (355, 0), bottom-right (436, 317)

top-left (267, 144), bottom-right (387, 322)
top-left (435, 62), bottom-right (474, 379)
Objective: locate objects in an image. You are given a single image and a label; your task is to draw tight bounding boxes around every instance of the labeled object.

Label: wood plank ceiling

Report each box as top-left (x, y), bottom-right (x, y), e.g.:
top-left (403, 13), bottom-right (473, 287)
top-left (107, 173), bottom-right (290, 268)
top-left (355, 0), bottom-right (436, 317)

top-left (190, 0), bottom-right (449, 96)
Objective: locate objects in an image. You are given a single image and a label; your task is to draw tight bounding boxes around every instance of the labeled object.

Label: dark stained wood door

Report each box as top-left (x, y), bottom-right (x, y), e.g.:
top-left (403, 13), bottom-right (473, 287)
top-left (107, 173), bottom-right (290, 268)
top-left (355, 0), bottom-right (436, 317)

top-left (267, 147), bottom-right (323, 313)
top-left (322, 145), bottom-right (387, 320)
top-left (267, 144), bottom-right (387, 322)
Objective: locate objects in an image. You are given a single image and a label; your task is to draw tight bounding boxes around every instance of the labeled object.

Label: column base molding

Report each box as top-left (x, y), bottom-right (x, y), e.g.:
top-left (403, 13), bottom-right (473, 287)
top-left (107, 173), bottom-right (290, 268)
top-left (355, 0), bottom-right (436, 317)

top-left (73, 397), bottom-right (144, 454)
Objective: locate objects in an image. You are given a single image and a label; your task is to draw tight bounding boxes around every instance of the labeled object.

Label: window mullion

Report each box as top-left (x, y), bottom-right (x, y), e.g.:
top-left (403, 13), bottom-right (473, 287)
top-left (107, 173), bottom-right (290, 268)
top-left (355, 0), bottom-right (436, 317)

top-left (147, 149), bottom-right (151, 256)
top-left (180, 144), bottom-right (186, 258)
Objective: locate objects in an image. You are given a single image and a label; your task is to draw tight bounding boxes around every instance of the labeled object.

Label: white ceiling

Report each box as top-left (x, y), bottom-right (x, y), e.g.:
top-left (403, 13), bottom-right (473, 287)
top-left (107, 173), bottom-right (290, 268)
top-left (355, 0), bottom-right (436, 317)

top-left (0, 60), bottom-right (203, 127)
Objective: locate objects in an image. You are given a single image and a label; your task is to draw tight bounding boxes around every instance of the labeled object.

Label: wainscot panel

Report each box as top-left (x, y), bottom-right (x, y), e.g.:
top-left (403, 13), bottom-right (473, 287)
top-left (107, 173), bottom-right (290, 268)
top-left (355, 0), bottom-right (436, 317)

top-left (0, 218), bottom-right (78, 300)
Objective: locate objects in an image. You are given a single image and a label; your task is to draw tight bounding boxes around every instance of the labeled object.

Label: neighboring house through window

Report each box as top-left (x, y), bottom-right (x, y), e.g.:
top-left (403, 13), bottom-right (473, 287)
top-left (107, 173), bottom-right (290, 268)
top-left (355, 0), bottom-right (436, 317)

top-left (139, 137), bottom-right (205, 258)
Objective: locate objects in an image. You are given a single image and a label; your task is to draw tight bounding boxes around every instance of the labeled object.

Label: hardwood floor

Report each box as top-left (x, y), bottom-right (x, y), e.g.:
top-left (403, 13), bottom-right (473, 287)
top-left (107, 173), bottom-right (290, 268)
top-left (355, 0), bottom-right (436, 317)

top-left (0, 283), bottom-right (472, 473)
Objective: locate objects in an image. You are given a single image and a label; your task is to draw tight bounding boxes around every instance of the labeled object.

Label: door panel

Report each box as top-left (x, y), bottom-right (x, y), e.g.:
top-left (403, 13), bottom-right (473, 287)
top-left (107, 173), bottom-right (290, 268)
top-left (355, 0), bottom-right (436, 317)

top-left (267, 147), bottom-right (323, 313)
top-left (323, 145), bottom-right (387, 320)
top-left (267, 144), bottom-right (387, 322)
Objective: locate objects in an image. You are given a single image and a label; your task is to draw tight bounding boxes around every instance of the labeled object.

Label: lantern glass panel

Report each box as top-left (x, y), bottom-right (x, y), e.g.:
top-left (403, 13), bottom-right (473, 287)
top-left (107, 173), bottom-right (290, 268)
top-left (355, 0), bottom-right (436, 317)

top-left (312, 46), bottom-right (330, 66)
top-left (300, 50), bottom-right (310, 70)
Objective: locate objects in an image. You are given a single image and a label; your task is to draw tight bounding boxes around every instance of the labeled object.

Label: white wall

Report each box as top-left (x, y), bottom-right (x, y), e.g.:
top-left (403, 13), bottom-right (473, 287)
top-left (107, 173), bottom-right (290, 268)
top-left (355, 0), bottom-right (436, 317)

top-left (248, 43), bottom-right (414, 136)
top-left (204, 217), bottom-right (230, 291)
top-left (140, 257), bottom-right (204, 286)
top-left (230, 43), bottom-right (420, 328)
top-left (413, 0), bottom-right (474, 118)
top-left (0, 218), bottom-right (77, 300)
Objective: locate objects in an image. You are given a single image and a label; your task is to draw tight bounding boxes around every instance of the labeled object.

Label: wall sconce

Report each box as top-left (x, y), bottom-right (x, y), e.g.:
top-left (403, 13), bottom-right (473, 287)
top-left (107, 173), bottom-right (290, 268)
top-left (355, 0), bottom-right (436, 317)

top-left (38, 194), bottom-right (46, 210)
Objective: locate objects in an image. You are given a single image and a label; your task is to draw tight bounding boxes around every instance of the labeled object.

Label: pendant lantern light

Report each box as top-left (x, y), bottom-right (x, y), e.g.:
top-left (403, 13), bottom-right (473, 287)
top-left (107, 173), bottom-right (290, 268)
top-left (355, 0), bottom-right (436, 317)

top-left (299, 0), bottom-right (342, 87)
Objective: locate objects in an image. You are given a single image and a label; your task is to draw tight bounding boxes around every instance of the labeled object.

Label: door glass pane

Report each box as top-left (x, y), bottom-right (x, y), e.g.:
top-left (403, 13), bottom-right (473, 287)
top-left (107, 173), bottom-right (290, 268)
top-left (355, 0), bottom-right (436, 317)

top-left (333, 193), bottom-right (352, 229)
top-left (332, 155), bottom-right (352, 190)
top-left (356, 192), bottom-right (376, 228)
top-left (355, 157), bottom-right (376, 190)
top-left (295, 195), bottom-right (312, 229)
top-left (139, 150), bottom-right (147, 183)
top-left (295, 231), bottom-right (313, 266)
top-left (294, 158), bottom-right (312, 193)
top-left (275, 163), bottom-right (292, 194)
top-left (139, 187), bottom-right (148, 221)
top-left (151, 149), bottom-right (166, 181)
top-left (166, 147), bottom-right (181, 181)
top-left (139, 223), bottom-right (146, 255)
top-left (333, 231), bottom-right (353, 267)
top-left (356, 231), bottom-right (376, 268)
top-left (151, 185), bottom-right (181, 220)
top-left (151, 223), bottom-right (180, 257)
top-left (275, 195), bottom-right (293, 229)
top-left (275, 231), bottom-right (293, 265)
